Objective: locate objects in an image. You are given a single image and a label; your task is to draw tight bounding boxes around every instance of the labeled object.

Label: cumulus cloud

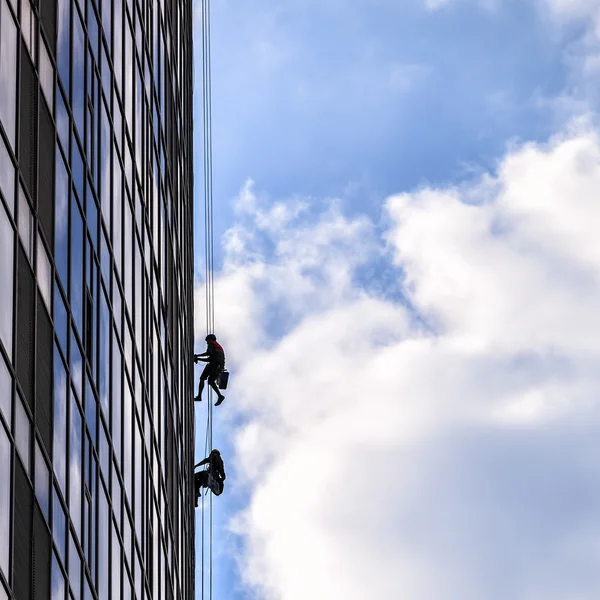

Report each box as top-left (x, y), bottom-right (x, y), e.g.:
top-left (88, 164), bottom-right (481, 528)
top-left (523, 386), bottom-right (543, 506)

top-left (199, 124), bottom-right (600, 600)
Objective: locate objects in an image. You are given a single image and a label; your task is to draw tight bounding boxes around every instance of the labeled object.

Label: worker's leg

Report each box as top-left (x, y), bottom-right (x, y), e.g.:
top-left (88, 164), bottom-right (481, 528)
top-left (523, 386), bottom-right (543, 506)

top-left (208, 364), bottom-right (225, 405)
top-left (194, 472), bottom-right (204, 507)
top-left (194, 364), bottom-right (211, 402)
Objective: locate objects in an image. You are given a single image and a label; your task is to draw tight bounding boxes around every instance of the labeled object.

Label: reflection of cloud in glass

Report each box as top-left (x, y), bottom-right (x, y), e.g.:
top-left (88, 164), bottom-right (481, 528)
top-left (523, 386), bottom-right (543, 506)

top-left (37, 240), bottom-right (52, 314)
top-left (69, 396), bottom-right (83, 541)
top-left (52, 364), bottom-right (67, 494)
top-left (72, 358), bottom-right (83, 406)
top-left (35, 440), bottom-right (50, 521)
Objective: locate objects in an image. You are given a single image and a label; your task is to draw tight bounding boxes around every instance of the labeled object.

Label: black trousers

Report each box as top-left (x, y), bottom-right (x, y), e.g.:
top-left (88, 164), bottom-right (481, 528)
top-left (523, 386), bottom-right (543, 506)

top-left (200, 361), bottom-right (224, 384)
top-left (195, 471), bottom-right (224, 498)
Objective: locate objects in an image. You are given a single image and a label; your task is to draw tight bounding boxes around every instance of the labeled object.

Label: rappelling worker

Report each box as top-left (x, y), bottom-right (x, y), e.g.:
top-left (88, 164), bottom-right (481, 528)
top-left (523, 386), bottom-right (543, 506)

top-left (194, 333), bottom-right (226, 406)
top-left (194, 449), bottom-right (226, 505)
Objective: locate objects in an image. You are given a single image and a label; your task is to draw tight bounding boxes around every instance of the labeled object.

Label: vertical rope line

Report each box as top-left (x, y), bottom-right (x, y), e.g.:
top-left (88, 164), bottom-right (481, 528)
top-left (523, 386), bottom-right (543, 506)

top-left (201, 0), bottom-right (216, 599)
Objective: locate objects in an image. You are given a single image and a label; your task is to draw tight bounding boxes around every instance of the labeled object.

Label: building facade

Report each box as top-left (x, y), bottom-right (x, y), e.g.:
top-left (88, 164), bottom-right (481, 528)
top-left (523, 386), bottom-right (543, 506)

top-left (0, 1), bottom-right (195, 599)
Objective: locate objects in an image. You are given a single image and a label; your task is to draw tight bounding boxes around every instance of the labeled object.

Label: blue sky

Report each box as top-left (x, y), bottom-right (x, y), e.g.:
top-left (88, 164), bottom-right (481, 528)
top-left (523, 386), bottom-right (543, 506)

top-left (193, 0), bottom-right (582, 257)
top-left (192, 1), bottom-right (600, 599)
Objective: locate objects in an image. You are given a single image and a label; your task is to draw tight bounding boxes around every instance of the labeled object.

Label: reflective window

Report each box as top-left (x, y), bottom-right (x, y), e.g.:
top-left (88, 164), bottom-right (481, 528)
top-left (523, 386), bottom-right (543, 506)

top-left (56, 90), bottom-right (69, 153)
top-left (69, 531), bottom-right (81, 600)
top-left (70, 196), bottom-right (84, 336)
top-left (99, 288), bottom-right (110, 416)
top-left (55, 149), bottom-right (69, 287)
top-left (37, 235), bottom-right (52, 314)
top-left (18, 186), bottom-right (34, 264)
top-left (0, 0), bottom-right (17, 148)
top-left (52, 487), bottom-right (67, 562)
top-left (112, 147), bottom-right (122, 277)
top-left (53, 345), bottom-right (67, 493)
top-left (99, 420), bottom-right (109, 482)
top-left (70, 330), bottom-right (83, 401)
top-left (40, 39), bottom-right (55, 114)
top-left (85, 374), bottom-right (96, 445)
top-left (35, 439), bottom-right (50, 521)
top-left (111, 331), bottom-right (122, 460)
top-left (97, 486), bottom-right (109, 598)
top-left (0, 420), bottom-right (11, 579)
top-left (99, 99), bottom-right (111, 225)
top-left (69, 394), bottom-right (83, 541)
top-left (87, 3), bottom-right (98, 57)
top-left (111, 523), bottom-right (122, 600)
top-left (86, 182), bottom-right (98, 253)
top-left (0, 352), bottom-right (10, 427)
top-left (15, 395), bottom-right (31, 474)
top-left (54, 283), bottom-right (68, 355)
top-left (72, 143), bottom-right (85, 208)
top-left (72, 10), bottom-right (85, 139)
top-left (122, 380), bottom-right (132, 502)
top-left (0, 200), bottom-right (13, 355)
top-left (0, 135), bottom-right (14, 216)
top-left (20, 0), bottom-right (37, 60)
top-left (51, 549), bottom-right (66, 600)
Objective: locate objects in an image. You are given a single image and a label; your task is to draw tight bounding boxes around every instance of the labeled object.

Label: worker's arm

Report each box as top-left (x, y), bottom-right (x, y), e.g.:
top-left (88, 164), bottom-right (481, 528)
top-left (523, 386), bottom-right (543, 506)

top-left (194, 344), bottom-right (213, 363)
top-left (195, 457), bottom-right (209, 469)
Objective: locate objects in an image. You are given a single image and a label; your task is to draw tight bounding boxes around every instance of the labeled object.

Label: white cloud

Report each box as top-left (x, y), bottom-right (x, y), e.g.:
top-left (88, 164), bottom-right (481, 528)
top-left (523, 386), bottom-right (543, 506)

top-left (201, 127), bottom-right (600, 600)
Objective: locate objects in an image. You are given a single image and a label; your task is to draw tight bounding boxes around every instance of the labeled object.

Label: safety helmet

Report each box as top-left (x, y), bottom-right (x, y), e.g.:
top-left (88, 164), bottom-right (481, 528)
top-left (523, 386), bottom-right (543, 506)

top-left (205, 334), bottom-right (217, 342)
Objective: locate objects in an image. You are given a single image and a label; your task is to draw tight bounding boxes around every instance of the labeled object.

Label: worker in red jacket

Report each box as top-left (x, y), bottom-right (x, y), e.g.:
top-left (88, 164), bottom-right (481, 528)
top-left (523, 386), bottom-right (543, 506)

top-left (194, 334), bottom-right (226, 405)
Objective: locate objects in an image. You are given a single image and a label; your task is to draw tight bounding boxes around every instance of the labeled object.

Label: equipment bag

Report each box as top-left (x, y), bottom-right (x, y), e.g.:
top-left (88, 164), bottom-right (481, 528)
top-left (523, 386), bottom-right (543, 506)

top-left (218, 369), bottom-right (229, 390)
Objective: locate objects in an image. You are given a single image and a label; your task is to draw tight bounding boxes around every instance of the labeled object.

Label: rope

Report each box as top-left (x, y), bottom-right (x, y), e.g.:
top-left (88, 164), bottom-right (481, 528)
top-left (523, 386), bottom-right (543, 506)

top-left (200, 0), bottom-right (215, 599)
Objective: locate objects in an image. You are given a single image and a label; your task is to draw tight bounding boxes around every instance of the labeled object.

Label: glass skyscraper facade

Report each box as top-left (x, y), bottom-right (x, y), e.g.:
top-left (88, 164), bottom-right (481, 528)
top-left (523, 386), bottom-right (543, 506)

top-left (0, 1), bottom-right (195, 599)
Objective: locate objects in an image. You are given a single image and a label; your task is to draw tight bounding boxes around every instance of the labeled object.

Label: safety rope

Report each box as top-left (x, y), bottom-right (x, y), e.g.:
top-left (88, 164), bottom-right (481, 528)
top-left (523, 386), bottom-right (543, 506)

top-left (200, 0), bottom-right (215, 599)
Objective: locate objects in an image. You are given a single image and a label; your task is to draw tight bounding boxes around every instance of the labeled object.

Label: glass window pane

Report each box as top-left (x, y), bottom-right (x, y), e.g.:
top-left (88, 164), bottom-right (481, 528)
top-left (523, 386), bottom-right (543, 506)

top-left (0, 135), bottom-right (14, 215)
top-left (53, 345), bottom-right (67, 493)
top-left (0, 200), bottom-right (13, 355)
top-left (57, 0), bottom-right (70, 95)
top-left (37, 236), bottom-right (52, 314)
top-left (35, 439), bottom-right (50, 521)
top-left (51, 549), bottom-right (66, 600)
top-left (70, 331), bottom-right (83, 401)
top-left (40, 39), bottom-right (55, 114)
top-left (18, 186), bottom-right (34, 263)
top-left (73, 11), bottom-right (85, 139)
top-left (70, 196), bottom-right (84, 337)
top-left (99, 288), bottom-right (110, 416)
top-left (0, 1), bottom-right (17, 148)
top-left (15, 395), bottom-right (31, 474)
top-left (0, 420), bottom-right (11, 579)
top-left (97, 486), bottom-right (109, 598)
top-left (54, 283), bottom-right (68, 356)
top-left (53, 486), bottom-right (66, 562)
top-left (0, 351), bottom-right (10, 427)
top-left (55, 149), bottom-right (69, 287)
top-left (20, 0), bottom-right (37, 60)
top-left (69, 394), bottom-right (83, 541)
top-left (56, 89), bottom-right (69, 152)
top-left (69, 531), bottom-right (81, 600)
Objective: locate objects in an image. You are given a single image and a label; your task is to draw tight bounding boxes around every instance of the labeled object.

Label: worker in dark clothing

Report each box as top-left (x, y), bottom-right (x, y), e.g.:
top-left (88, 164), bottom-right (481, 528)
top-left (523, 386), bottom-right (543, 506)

top-left (194, 449), bottom-right (226, 506)
top-left (194, 334), bottom-right (226, 406)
